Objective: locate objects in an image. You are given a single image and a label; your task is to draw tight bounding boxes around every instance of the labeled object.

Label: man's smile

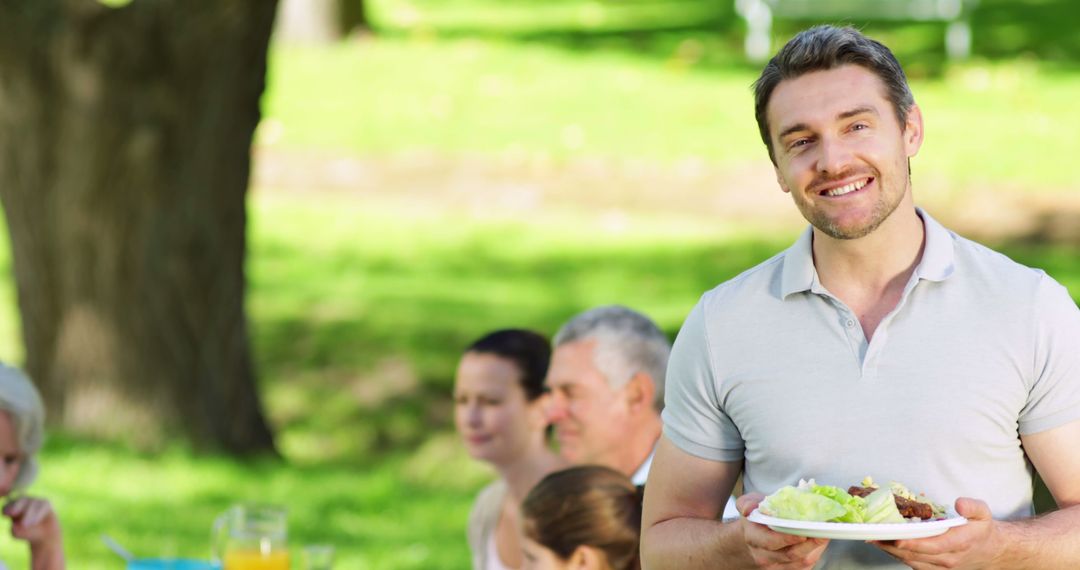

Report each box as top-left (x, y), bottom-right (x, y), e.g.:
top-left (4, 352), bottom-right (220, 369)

top-left (815, 176), bottom-right (874, 197)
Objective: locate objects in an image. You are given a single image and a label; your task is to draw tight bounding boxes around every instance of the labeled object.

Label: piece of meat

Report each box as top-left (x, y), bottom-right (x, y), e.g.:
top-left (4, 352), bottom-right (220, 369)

top-left (847, 485), bottom-right (934, 520)
top-left (894, 496), bottom-right (934, 520)
top-left (847, 485), bottom-right (875, 498)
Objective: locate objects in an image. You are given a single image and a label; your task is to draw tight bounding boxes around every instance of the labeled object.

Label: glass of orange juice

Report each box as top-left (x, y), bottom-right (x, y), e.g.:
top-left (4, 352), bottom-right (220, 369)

top-left (222, 549), bottom-right (290, 570)
top-left (213, 504), bottom-right (290, 570)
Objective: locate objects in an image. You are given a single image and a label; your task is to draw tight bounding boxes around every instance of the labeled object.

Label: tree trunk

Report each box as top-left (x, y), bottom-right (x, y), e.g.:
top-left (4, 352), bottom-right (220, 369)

top-left (0, 0), bottom-right (278, 454)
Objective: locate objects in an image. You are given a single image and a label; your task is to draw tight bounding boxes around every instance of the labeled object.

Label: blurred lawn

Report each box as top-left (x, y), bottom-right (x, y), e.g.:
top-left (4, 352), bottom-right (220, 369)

top-left (0, 0), bottom-right (1078, 566)
top-left (261, 36), bottom-right (1080, 195)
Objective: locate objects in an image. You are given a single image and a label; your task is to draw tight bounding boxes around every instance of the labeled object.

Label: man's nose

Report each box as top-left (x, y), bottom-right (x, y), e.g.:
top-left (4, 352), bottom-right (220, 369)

top-left (816, 134), bottom-right (853, 175)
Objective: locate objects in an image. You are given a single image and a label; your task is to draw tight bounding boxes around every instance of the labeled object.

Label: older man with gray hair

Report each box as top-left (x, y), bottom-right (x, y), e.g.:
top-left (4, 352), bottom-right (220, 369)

top-left (546, 305), bottom-right (670, 484)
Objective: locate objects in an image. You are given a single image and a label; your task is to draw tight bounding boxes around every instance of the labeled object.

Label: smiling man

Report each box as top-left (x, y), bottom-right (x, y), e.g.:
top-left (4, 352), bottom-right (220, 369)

top-left (641, 26), bottom-right (1080, 569)
top-left (546, 306), bottom-right (669, 484)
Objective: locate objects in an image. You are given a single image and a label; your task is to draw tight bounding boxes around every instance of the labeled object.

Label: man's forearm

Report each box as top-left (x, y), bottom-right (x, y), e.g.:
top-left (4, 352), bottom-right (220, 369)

top-left (642, 517), bottom-right (753, 569)
top-left (997, 505), bottom-right (1080, 569)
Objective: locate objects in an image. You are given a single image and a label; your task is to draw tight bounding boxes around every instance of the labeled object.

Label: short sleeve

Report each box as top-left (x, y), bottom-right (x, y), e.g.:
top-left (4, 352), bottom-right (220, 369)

top-left (661, 297), bottom-right (745, 462)
top-left (1019, 275), bottom-right (1080, 435)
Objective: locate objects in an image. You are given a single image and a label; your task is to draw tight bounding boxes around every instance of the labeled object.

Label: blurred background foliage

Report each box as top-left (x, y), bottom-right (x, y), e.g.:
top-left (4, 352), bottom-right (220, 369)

top-left (0, 0), bottom-right (1077, 566)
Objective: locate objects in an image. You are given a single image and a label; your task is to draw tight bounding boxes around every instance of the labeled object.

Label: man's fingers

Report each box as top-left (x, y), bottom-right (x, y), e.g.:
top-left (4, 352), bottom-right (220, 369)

top-left (737, 492), bottom-right (765, 517)
top-left (875, 541), bottom-right (959, 568)
top-left (750, 538), bottom-right (829, 568)
top-left (2, 497), bottom-right (27, 518)
top-left (954, 497), bottom-right (992, 521)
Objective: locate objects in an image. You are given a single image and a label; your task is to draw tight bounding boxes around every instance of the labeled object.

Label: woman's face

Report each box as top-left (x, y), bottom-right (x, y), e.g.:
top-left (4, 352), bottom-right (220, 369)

top-left (0, 411), bottom-right (24, 497)
top-left (454, 352), bottom-right (543, 465)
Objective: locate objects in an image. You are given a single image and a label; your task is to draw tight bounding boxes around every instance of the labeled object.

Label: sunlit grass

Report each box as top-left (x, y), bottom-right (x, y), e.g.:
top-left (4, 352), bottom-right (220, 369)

top-left (262, 37), bottom-right (1080, 194)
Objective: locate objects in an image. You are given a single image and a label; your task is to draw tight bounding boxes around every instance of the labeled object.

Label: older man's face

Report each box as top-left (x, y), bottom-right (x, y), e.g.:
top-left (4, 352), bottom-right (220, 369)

top-left (545, 339), bottom-right (632, 466)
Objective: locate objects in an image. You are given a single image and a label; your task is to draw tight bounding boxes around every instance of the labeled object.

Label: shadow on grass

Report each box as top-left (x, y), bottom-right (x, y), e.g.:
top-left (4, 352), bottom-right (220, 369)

top-left (252, 222), bottom-right (1080, 467)
top-left (252, 235), bottom-right (789, 461)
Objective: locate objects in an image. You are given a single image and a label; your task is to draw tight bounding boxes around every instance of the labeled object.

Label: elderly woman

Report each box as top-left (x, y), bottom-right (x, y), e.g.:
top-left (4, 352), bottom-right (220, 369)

top-left (0, 364), bottom-right (64, 570)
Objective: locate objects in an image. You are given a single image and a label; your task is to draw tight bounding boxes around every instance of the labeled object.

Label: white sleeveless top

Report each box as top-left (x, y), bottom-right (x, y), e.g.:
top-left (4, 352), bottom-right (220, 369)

top-left (485, 533), bottom-right (516, 570)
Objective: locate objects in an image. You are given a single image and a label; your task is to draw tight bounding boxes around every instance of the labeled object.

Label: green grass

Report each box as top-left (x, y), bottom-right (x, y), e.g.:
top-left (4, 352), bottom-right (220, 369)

top-left (261, 36), bottom-right (1080, 192)
top-left (3, 434), bottom-right (489, 568)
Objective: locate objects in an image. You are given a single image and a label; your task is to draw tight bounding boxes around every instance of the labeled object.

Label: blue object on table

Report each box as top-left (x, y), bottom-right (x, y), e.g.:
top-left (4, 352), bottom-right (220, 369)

top-left (127, 559), bottom-right (221, 570)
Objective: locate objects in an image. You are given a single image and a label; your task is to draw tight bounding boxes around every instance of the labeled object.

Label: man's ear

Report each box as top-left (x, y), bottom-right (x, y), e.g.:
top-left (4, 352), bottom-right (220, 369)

top-left (624, 372), bottom-right (656, 415)
top-left (567, 545), bottom-right (606, 569)
top-left (903, 104), bottom-right (925, 158)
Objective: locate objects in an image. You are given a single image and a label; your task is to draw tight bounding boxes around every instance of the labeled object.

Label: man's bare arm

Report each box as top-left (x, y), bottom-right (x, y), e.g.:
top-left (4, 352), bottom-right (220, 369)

top-left (641, 436), bottom-right (827, 569)
top-left (997, 418), bottom-right (1080, 566)
top-left (876, 419), bottom-right (1080, 569)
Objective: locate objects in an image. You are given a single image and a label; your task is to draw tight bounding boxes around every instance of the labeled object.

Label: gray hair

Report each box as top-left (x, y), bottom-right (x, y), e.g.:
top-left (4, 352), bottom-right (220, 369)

top-left (0, 363), bottom-right (45, 491)
top-left (553, 306), bottom-right (670, 411)
top-left (753, 25), bottom-right (915, 164)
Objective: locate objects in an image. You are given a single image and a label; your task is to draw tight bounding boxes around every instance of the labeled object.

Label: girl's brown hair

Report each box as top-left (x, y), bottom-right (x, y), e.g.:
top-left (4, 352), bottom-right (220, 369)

top-left (522, 465), bottom-right (644, 570)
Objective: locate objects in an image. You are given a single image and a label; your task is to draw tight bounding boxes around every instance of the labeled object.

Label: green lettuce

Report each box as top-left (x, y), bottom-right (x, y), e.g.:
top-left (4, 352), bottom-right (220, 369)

top-left (760, 486), bottom-right (847, 522)
top-left (810, 485), bottom-right (867, 523)
top-left (863, 488), bottom-right (905, 523)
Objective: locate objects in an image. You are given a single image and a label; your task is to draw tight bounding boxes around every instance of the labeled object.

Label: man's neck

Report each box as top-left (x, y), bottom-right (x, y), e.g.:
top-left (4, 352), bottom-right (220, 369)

top-left (813, 203), bottom-right (926, 339)
top-left (608, 414), bottom-right (662, 479)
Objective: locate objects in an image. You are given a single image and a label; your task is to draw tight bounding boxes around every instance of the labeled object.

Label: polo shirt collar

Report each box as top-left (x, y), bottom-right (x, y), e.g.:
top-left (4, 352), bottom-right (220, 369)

top-left (780, 207), bottom-right (955, 300)
top-left (913, 208), bottom-right (955, 282)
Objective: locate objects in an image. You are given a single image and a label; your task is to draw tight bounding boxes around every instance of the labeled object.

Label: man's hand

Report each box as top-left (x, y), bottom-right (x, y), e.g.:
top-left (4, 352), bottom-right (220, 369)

top-left (738, 493), bottom-right (830, 569)
top-left (871, 497), bottom-right (1004, 570)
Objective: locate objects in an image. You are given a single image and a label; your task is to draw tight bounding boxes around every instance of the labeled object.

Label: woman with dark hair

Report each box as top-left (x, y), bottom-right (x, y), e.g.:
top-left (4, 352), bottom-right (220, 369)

top-left (521, 465), bottom-right (643, 570)
top-left (455, 329), bottom-right (566, 570)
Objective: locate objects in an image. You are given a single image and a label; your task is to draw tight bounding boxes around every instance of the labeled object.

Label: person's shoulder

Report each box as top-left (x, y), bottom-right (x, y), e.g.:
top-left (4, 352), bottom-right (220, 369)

top-left (699, 250), bottom-right (787, 309)
top-left (472, 479), bottom-right (506, 508)
top-left (950, 232), bottom-right (1050, 291)
top-left (467, 479), bottom-right (506, 547)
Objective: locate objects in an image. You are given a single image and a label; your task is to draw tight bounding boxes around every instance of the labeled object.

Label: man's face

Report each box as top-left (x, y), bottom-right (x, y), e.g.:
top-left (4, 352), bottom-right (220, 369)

top-left (767, 64), bottom-right (923, 240)
top-left (545, 339), bottom-right (631, 466)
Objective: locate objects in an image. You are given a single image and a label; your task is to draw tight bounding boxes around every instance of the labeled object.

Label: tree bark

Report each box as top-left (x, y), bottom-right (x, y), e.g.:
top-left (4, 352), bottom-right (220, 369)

top-left (0, 0), bottom-right (278, 454)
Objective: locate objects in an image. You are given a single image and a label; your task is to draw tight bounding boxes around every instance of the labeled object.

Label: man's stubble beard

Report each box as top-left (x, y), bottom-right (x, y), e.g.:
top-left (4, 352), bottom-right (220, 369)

top-left (797, 164), bottom-right (909, 240)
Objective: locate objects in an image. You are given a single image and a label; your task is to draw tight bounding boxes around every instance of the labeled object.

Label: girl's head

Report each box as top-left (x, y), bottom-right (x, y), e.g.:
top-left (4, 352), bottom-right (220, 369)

top-left (453, 329), bottom-right (551, 464)
top-left (521, 466), bottom-right (643, 570)
top-left (0, 364), bottom-right (46, 496)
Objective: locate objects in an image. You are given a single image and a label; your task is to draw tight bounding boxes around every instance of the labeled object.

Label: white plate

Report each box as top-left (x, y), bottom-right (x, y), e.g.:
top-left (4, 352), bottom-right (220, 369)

top-left (747, 509), bottom-right (967, 540)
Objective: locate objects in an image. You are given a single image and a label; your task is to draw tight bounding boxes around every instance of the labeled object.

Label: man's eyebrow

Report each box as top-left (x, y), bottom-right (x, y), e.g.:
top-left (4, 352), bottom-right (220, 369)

top-left (777, 106), bottom-right (881, 142)
top-left (777, 122), bottom-right (810, 141)
top-left (837, 105), bottom-right (878, 120)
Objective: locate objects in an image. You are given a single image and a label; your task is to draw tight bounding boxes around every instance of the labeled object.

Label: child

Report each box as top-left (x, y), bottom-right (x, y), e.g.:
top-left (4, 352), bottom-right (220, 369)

top-left (521, 466), bottom-right (642, 570)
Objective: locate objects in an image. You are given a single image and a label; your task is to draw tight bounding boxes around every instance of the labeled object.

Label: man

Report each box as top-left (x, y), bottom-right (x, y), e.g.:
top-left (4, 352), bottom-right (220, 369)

top-left (641, 25), bottom-right (1080, 569)
top-left (547, 305), bottom-right (741, 517)
top-left (546, 305), bottom-right (669, 485)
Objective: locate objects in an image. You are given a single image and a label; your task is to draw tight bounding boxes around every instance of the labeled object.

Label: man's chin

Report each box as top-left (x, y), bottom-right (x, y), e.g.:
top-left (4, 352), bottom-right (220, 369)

top-left (556, 443), bottom-right (585, 464)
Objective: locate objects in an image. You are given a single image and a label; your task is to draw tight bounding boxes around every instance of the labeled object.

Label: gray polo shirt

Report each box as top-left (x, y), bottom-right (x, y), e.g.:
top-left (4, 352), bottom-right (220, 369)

top-left (663, 209), bottom-right (1080, 568)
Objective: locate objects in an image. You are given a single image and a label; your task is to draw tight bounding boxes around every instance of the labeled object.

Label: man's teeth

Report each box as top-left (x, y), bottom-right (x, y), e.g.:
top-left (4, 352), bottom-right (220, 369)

top-left (824, 179), bottom-right (868, 197)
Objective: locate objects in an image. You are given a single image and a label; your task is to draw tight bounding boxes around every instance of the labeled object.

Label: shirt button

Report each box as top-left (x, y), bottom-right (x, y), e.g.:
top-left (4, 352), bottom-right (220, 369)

top-left (845, 319), bottom-right (856, 328)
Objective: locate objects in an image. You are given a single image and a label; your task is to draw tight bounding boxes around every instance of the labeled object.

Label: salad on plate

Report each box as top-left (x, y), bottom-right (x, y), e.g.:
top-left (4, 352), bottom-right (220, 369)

top-left (747, 477), bottom-right (967, 540)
